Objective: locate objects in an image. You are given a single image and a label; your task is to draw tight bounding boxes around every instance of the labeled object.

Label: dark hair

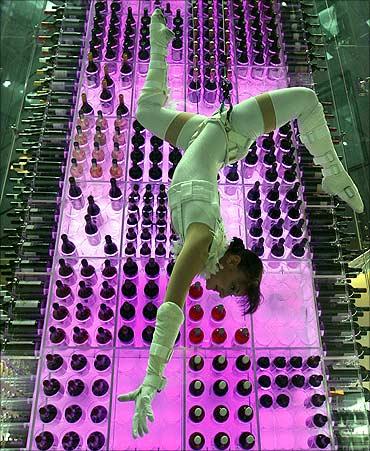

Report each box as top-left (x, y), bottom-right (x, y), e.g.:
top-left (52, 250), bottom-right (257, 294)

top-left (226, 237), bottom-right (264, 316)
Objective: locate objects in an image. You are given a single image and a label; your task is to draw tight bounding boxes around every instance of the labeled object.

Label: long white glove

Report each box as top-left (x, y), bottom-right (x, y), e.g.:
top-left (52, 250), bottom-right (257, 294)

top-left (117, 301), bottom-right (185, 439)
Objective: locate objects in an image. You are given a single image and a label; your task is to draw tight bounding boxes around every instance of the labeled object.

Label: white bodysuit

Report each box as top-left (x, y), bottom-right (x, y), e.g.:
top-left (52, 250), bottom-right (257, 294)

top-left (168, 106), bottom-right (256, 280)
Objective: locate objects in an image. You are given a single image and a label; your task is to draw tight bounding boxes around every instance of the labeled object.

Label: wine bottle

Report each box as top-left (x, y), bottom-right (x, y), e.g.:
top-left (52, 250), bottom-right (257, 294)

top-left (85, 403), bottom-right (105, 424)
top-left (204, 68), bottom-right (217, 105)
top-left (87, 195), bottom-right (103, 227)
top-left (71, 354), bottom-right (90, 374)
top-left (188, 67), bottom-right (201, 103)
top-left (67, 378), bottom-right (86, 397)
top-left (116, 93), bottom-right (129, 117)
top-left (80, 259), bottom-right (97, 286)
top-left (94, 354), bottom-right (111, 373)
top-left (94, 110), bottom-right (108, 135)
top-left (39, 404), bottom-right (61, 423)
top-left (104, 235), bottom-right (118, 264)
top-left (62, 431), bottom-right (82, 451)
top-left (64, 404), bottom-right (84, 423)
top-left (102, 259), bottom-right (117, 283)
top-left (86, 431), bottom-right (105, 451)
top-left (68, 176), bottom-right (85, 210)
top-left (91, 379), bottom-right (109, 397)
top-left (120, 52), bottom-right (133, 88)
top-left (84, 215), bottom-right (101, 246)
top-left (34, 431), bottom-right (58, 450)
top-left (99, 79), bottom-right (113, 115)
top-left (78, 281), bottom-right (95, 304)
top-left (75, 302), bottom-right (92, 325)
top-left (86, 52), bottom-right (100, 88)
top-left (103, 63), bottom-right (115, 96)
top-left (79, 93), bottom-right (94, 125)
top-left (96, 327), bottom-right (113, 345)
top-left (73, 326), bottom-right (90, 345)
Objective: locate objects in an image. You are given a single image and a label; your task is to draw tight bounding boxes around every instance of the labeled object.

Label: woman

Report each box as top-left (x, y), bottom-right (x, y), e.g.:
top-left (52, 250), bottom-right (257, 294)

top-left (117, 8), bottom-right (363, 439)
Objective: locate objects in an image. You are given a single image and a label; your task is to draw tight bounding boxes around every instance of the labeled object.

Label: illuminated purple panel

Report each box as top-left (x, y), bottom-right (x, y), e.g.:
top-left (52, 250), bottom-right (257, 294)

top-left (27, 1), bottom-right (334, 450)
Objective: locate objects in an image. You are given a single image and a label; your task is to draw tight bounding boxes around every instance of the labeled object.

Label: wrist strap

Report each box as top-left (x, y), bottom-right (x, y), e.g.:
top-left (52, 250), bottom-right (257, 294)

top-left (143, 373), bottom-right (167, 391)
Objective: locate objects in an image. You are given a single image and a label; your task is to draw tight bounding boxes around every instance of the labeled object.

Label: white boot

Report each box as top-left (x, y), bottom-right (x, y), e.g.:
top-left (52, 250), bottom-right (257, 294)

top-left (299, 103), bottom-right (364, 214)
top-left (137, 8), bottom-right (175, 108)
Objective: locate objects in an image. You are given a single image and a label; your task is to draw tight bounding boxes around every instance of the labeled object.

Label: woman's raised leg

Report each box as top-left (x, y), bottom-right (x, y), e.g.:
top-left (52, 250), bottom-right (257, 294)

top-left (135, 9), bottom-right (205, 150)
top-left (230, 87), bottom-right (364, 213)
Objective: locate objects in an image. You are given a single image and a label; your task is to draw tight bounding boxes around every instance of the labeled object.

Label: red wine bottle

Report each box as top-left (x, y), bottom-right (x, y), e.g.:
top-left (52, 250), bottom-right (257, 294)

top-left (65, 405), bottom-right (83, 423)
top-left (102, 259), bottom-right (117, 282)
top-left (306, 413), bottom-right (328, 428)
top-left (86, 52), bottom-right (100, 88)
top-left (307, 434), bottom-right (331, 449)
top-left (60, 234), bottom-right (78, 264)
top-left (99, 281), bottom-right (115, 302)
top-left (52, 302), bottom-right (69, 321)
top-left (78, 281), bottom-right (95, 303)
top-left (58, 258), bottom-right (76, 285)
top-left (259, 393), bottom-right (273, 407)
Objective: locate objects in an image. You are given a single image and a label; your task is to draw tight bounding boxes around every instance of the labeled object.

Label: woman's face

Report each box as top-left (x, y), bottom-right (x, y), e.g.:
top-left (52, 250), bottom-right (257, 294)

top-left (205, 253), bottom-right (248, 298)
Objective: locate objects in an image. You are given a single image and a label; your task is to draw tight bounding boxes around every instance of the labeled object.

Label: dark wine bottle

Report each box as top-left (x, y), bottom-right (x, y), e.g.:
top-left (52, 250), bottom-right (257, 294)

top-left (86, 431), bottom-right (105, 451)
top-left (91, 405), bottom-right (107, 423)
top-left (35, 431), bottom-right (57, 450)
top-left (79, 92), bottom-right (94, 124)
top-left (116, 93), bottom-right (129, 116)
top-left (39, 404), bottom-right (59, 423)
top-left (67, 378), bottom-right (85, 396)
top-left (64, 404), bottom-right (83, 423)
top-left (61, 431), bottom-right (82, 450)
top-left (86, 52), bottom-right (100, 88)
top-left (94, 354), bottom-right (111, 372)
top-left (92, 378), bottom-right (109, 396)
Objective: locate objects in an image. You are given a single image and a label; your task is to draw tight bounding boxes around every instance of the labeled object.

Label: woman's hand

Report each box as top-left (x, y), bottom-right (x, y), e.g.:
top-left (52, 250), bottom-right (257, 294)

top-left (117, 382), bottom-right (158, 439)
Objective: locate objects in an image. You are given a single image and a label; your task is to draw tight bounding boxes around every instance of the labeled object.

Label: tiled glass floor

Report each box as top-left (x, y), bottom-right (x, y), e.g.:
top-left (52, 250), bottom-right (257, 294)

top-left (0, 0), bottom-right (368, 442)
